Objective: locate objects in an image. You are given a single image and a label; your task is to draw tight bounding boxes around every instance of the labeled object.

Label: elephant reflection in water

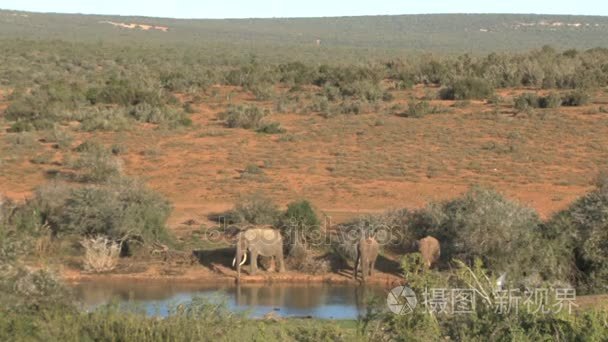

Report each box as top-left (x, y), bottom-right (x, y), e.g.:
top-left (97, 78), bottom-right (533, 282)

top-left (354, 285), bottom-right (376, 313)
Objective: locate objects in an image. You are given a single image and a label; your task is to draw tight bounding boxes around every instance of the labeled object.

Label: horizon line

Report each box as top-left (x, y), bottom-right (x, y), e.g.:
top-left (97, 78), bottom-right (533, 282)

top-left (1, 8), bottom-right (607, 21)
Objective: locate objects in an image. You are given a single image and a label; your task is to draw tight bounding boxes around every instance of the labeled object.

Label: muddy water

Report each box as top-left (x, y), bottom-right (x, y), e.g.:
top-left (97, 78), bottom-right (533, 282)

top-left (71, 281), bottom-right (387, 319)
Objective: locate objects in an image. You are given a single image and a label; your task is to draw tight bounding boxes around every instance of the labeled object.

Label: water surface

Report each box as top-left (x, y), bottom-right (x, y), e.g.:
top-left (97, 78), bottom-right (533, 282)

top-left (71, 281), bottom-right (387, 319)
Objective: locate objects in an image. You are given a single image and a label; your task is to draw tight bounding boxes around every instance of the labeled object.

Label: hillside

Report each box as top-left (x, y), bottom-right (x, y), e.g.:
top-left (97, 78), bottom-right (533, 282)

top-left (1, 10), bottom-right (608, 57)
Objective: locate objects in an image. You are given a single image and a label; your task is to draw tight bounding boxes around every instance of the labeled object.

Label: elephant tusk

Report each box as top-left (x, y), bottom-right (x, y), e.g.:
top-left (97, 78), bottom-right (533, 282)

top-left (239, 252), bottom-right (247, 266)
top-left (232, 257), bottom-right (236, 267)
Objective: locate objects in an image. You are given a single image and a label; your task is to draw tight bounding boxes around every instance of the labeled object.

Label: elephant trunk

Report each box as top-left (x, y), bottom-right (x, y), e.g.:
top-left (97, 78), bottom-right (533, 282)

top-left (235, 233), bottom-right (244, 280)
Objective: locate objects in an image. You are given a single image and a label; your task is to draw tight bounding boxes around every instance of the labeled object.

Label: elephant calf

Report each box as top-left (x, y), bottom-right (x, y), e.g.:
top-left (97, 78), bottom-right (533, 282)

top-left (418, 236), bottom-right (440, 268)
top-left (233, 227), bottom-right (285, 280)
top-left (353, 236), bottom-right (379, 281)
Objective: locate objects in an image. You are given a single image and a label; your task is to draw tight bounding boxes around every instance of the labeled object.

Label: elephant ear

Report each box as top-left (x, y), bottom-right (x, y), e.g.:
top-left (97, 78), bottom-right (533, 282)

top-left (225, 225), bottom-right (242, 238)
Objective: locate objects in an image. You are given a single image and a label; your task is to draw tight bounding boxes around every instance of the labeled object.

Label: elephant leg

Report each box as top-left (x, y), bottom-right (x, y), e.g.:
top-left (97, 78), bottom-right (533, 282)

top-left (250, 251), bottom-right (258, 275)
top-left (368, 261), bottom-right (374, 277)
top-left (353, 254), bottom-right (360, 280)
top-left (361, 258), bottom-right (367, 281)
top-left (277, 248), bottom-right (285, 273)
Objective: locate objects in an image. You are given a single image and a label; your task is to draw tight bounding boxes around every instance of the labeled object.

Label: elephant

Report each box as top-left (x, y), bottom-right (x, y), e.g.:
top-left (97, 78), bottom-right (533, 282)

top-left (232, 227), bottom-right (285, 280)
top-left (353, 236), bottom-right (379, 281)
top-left (418, 236), bottom-right (440, 268)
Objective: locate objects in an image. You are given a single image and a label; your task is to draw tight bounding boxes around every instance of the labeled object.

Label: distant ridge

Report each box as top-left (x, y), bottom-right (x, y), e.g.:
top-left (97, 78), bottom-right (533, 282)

top-left (1, 9), bottom-right (608, 54)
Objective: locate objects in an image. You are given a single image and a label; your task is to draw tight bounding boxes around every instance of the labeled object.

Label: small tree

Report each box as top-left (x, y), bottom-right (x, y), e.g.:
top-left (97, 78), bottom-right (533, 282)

top-left (281, 200), bottom-right (320, 248)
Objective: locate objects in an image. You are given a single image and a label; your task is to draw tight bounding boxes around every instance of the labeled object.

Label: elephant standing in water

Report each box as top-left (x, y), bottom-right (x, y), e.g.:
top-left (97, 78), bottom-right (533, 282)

top-left (232, 227), bottom-right (285, 280)
top-left (353, 236), bottom-right (379, 281)
top-left (418, 236), bottom-right (440, 268)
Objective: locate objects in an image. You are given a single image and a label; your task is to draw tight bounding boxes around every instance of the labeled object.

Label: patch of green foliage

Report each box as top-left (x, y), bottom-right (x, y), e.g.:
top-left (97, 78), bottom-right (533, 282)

top-left (439, 77), bottom-right (495, 100)
top-left (219, 105), bottom-right (270, 130)
top-left (359, 258), bottom-right (608, 341)
top-left (225, 193), bottom-right (281, 226)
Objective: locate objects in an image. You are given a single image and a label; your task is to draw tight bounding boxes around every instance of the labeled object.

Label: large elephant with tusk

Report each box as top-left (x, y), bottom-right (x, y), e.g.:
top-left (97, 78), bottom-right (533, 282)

top-left (232, 227), bottom-right (285, 280)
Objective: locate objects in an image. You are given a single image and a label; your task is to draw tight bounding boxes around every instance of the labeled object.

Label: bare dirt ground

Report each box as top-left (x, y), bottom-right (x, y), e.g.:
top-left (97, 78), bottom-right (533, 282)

top-left (2, 85), bottom-right (607, 227)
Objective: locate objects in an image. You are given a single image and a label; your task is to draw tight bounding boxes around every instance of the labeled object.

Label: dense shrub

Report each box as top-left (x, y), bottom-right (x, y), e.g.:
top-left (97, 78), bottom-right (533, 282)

top-left (71, 142), bottom-right (123, 182)
top-left (79, 107), bottom-right (131, 131)
top-left (542, 180), bottom-right (608, 293)
top-left (280, 200), bottom-right (320, 248)
top-left (439, 77), bottom-right (494, 100)
top-left (256, 122), bottom-right (285, 134)
top-left (336, 100), bottom-right (364, 115)
top-left (226, 193), bottom-right (280, 226)
top-left (0, 298), bottom-right (352, 341)
top-left (538, 92), bottom-right (563, 108)
top-left (403, 101), bottom-right (437, 118)
top-left (361, 260), bottom-right (608, 341)
top-left (562, 90), bottom-right (591, 106)
top-left (402, 187), bottom-right (544, 282)
top-left (219, 105), bottom-right (270, 129)
top-left (282, 200), bottom-right (320, 229)
top-left (514, 93), bottom-right (540, 111)
top-left (36, 178), bottom-right (172, 245)
top-left (5, 82), bottom-right (85, 131)
top-left (515, 92), bottom-right (563, 111)
top-left (249, 83), bottom-right (275, 100)
top-left (86, 77), bottom-right (164, 107)
top-left (286, 244), bottom-right (330, 274)
top-left (133, 104), bottom-right (192, 127)
top-left (0, 266), bottom-right (71, 313)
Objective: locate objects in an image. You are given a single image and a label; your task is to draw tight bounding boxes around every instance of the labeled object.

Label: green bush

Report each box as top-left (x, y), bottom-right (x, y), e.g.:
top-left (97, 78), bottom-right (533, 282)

top-left (86, 77), bottom-right (163, 107)
top-left (538, 92), bottom-right (563, 108)
top-left (562, 90), bottom-right (591, 106)
top-left (543, 181), bottom-right (608, 293)
top-left (5, 82), bottom-right (85, 131)
top-left (43, 126), bottom-right (74, 149)
top-left (53, 177), bottom-right (172, 244)
top-left (0, 266), bottom-right (71, 313)
top-left (282, 200), bottom-right (320, 229)
top-left (337, 100), bottom-right (363, 115)
top-left (79, 107), bottom-right (131, 131)
top-left (361, 259), bottom-right (608, 342)
top-left (240, 164), bottom-right (266, 181)
top-left (439, 77), bottom-right (494, 100)
top-left (256, 122), bottom-right (285, 134)
top-left (226, 193), bottom-right (280, 226)
top-left (219, 105), bottom-right (269, 129)
top-left (404, 101), bottom-right (437, 118)
top-left (286, 244), bottom-right (330, 274)
top-left (342, 80), bottom-right (383, 102)
top-left (515, 92), bottom-right (563, 111)
top-left (128, 103), bottom-right (192, 127)
top-left (514, 93), bottom-right (540, 111)
top-left (71, 142), bottom-right (122, 182)
top-left (281, 200), bottom-right (320, 247)
top-left (249, 83), bottom-right (275, 101)
top-left (0, 298), bottom-right (354, 341)
top-left (404, 187), bottom-right (543, 281)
